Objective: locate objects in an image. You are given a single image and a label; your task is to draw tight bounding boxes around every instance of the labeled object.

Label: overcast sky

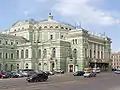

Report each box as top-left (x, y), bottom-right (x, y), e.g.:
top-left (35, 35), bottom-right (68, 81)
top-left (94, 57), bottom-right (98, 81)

top-left (0, 0), bottom-right (120, 52)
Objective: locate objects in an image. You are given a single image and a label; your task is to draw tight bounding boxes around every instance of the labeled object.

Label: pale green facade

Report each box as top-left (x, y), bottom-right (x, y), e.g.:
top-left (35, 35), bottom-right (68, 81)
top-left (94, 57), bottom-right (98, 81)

top-left (0, 14), bottom-right (112, 72)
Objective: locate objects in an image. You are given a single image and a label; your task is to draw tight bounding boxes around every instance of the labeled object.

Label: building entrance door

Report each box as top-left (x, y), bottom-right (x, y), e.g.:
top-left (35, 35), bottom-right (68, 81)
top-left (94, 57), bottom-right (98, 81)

top-left (69, 65), bottom-right (74, 72)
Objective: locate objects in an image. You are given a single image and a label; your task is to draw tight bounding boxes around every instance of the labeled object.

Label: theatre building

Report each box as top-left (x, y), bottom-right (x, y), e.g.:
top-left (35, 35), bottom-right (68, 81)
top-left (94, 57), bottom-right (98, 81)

top-left (0, 14), bottom-right (112, 72)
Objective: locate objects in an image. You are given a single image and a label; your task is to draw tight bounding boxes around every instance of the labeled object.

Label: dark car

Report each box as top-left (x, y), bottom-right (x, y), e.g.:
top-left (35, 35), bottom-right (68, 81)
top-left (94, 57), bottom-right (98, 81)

top-left (73, 71), bottom-right (85, 76)
top-left (26, 72), bottom-right (48, 82)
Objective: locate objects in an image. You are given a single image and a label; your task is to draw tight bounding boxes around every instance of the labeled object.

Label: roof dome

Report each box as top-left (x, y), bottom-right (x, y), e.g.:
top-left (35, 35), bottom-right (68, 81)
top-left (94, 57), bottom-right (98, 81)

top-left (12, 19), bottom-right (37, 27)
top-left (11, 13), bottom-right (75, 30)
top-left (38, 13), bottom-right (75, 30)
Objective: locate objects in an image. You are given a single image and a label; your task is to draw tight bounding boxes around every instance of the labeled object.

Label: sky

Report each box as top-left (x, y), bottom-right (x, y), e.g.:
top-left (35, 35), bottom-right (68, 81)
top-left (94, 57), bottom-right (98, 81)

top-left (0, 0), bottom-right (120, 52)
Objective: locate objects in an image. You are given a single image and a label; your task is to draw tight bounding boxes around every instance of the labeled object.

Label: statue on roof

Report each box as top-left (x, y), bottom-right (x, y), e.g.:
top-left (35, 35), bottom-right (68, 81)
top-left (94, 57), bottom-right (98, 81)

top-left (48, 12), bottom-right (53, 20)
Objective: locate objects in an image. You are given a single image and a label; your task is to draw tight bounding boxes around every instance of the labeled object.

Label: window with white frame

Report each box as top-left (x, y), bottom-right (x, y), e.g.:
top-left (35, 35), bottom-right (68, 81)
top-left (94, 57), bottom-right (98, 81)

top-left (17, 50), bottom-right (19, 59)
top-left (50, 35), bottom-right (53, 40)
top-left (21, 50), bottom-right (24, 58)
top-left (25, 49), bottom-right (28, 58)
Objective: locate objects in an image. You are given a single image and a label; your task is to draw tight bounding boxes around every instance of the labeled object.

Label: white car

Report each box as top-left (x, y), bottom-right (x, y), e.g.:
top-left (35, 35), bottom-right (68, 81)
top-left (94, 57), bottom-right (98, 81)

top-left (83, 71), bottom-right (96, 77)
top-left (92, 68), bottom-right (101, 73)
top-left (114, 70), bottom-right (120, 74)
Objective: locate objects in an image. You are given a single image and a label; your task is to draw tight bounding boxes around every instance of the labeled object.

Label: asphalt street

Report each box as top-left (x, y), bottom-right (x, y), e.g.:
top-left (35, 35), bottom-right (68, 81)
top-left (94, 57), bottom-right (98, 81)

top-left (0, 72), bottom-right (120, 90)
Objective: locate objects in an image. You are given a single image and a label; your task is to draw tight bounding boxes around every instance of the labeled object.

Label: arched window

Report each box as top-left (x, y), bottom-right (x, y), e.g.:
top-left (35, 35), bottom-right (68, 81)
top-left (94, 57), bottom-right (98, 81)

top-left (17, 64), bottom-right (19, 70)
top-left (17, 50), bottom-right (19, 59)
top-left (38, 49), bottom-right (41, 58)
top-left (39, 63), bottom-right (41, 65)
top-left (43, 49), bottom-right (47, 58)
top-left (50, 35), bottom-right (53, 40)
top-left (50, 26), bottom-right (53, 28)
top-left (44, 26), bottom-right (47, 28)
top-left (75, 39), bottom-right (77, 44)
top-left (6, 53), bottom-right (8, 59)
top-left (52, 48), bottom-right (56, 58)
top-left (101, 51), bottom-right (103, 59)
top-left (55, 26), bottom-right (59, 28)
top-left (73, 49), bottom-right (77, 59)
top-left (11, 64), bottom-right (13, 71)
top-left (39, 27), bottom-right (42, 29)
top-left (85, 48), bottom-right (87, 57)
top-left (25, 49), bottom-right (28, 58)
top-left (61, 27), bottom-right (64, 29)
top-left (90, 49), bottom-right (92, 58)
top-left (21, 50), bottom-right (24, 58)
top-left (44, 63), bottom-right (47, 65)
top-left (73, 39), bottom-right (74, 44)
top-left (11, 53), bottom-right (14, 59)
top-left (38, 63), bottom-right (41, 70)
top-left (26, 63), bottom-right (28, 69)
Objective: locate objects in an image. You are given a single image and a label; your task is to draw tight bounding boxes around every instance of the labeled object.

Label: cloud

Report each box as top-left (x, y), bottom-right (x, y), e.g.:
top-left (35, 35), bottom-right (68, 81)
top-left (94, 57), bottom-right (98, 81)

top-left (23, 10), bottom-right (31, 16)
top-left (52, 0), bottom-right (119, 26)
top-left (17, 0), bottom-right (48, 16)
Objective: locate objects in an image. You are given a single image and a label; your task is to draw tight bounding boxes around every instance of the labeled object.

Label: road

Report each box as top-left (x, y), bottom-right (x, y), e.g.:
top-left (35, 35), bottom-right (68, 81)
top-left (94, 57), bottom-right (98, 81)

top-left (0, 72), bottom-right (120, 90)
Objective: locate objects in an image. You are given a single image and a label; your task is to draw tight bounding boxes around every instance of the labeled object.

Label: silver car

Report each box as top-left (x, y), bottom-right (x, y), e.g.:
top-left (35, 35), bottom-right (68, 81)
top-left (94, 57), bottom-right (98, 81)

top-left (83, 71), bottom-right (96, 78)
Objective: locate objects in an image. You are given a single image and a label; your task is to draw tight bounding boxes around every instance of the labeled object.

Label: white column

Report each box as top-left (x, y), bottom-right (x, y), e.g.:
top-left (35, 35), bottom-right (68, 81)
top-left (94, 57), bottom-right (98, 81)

top-left (92, 43), bottom-right (94, 58)
top-left (29, 48), bottom-right (32, 58)
top-left (96, 44), bottom-right (98, 59)
top-left (99, 45), bottom-right (101, 59)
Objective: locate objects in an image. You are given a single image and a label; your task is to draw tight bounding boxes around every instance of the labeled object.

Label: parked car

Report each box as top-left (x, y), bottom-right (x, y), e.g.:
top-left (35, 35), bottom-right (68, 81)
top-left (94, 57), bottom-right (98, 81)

top-left (83, 71), bottom-right (96, 78)
top-left (92, 67), bottom-right (101, 73)
top-left (27, 71), bottom-right (37, 77)
top-left (26, 72), bottom-right (48, 82)
top-left (73, 71), bottom-right (85, 76)
top-left (112, 68), bottom-right (116, 71)
top-left (0, 72), bottom-right (11, 78)
top-left (11, 72), bottom-right (21, 78)
top-left (18, 69), bottom-right (35, 77)
top-left (49, 71), bottom-right (55, 75)
top-left (114, 70), bottom-right (120, 74)
top-left (45, 71), bottom-right (55, 75)
top-left (54, 69), bottom-right (64, 74)
top-left (0, 73), bottom-right (3, 78)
